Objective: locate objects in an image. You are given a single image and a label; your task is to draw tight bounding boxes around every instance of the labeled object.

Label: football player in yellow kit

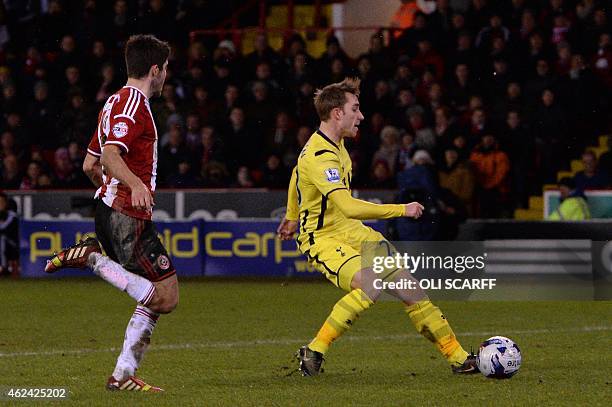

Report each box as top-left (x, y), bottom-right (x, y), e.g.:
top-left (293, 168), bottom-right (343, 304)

top-left (277, 77), bottom-right (478, 375)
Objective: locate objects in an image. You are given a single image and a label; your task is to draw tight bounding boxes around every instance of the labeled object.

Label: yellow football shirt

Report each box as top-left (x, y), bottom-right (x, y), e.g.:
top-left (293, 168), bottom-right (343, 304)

top-left (295, 129), bottom-right (359, 241)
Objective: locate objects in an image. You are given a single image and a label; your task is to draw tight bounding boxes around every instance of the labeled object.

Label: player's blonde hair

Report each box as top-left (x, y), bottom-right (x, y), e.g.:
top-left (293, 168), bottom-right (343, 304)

top-left (313, 77), bottom-right (361, 121)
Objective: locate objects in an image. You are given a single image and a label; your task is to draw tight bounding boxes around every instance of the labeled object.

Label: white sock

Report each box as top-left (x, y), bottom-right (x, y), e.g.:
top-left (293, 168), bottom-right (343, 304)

top-left (112, 305), bottom-right (159, 381)
top-left (88, 253), bottom-right (156, 305)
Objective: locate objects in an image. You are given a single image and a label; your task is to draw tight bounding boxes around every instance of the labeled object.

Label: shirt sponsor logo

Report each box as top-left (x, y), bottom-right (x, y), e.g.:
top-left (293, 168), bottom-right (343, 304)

top-left (112, 121), bottom-right (129, 138)
top-left (325, 168), bottom-right (341, 183)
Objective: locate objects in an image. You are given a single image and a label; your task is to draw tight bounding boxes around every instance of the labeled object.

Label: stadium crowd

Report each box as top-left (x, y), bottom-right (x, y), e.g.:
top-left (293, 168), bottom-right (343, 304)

top-left (0, 0), bottom-right (611, 218)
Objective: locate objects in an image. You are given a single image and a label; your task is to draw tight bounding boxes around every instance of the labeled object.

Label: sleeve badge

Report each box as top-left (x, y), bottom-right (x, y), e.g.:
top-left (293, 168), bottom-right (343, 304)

top-left (112, 122), bottom-right (129, 138)
top-left (324, 168), bottom-right (341, 183)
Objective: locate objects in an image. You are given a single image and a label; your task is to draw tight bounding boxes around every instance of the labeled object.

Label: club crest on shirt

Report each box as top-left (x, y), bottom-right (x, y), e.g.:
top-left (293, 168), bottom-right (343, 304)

top-left (112, 121), bottom-right (129, 138)
top-left (157, 255), bottom-right (170, 270)
top-left (325, 168), bottom-right (341, 183)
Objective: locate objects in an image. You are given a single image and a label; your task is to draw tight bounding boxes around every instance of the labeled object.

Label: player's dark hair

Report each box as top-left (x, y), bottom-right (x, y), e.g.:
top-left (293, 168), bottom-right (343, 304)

top-left (313, 77), bottom-right (361, 121)
top-left (124, 35), bottom-right (170, 79)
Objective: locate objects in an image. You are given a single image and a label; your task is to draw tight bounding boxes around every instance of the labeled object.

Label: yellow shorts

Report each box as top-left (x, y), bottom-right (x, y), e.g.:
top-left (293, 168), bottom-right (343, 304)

top-left (298, 224), bottom-right (395, 292)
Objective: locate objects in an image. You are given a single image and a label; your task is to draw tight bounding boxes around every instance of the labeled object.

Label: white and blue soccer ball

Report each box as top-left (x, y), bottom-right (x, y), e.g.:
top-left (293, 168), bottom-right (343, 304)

top-left (477, 336), bottom-right (522, 379)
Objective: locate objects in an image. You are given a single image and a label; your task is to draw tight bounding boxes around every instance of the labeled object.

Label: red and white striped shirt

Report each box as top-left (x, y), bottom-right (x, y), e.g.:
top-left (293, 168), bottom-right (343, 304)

top-left (87, 86), bottom-right (158, 220)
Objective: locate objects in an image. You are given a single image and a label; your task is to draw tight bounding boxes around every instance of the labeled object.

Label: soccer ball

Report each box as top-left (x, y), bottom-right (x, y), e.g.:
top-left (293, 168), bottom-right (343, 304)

top-left (477, 336), bottom-right (522, 379)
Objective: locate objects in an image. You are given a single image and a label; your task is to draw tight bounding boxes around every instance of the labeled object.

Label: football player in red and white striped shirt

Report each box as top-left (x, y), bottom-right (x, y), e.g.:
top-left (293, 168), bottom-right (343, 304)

top-left (46, 35), bottom-right (177, 392)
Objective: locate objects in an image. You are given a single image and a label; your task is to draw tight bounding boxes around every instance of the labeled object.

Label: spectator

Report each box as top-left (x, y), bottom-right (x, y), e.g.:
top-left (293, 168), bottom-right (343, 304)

top-left (138, 0), bottom-right (177, 42)
top-left (372, 125), bottom-right (401, 175)
top-left (524, 59), bottom-right (557, 113)
top-left (500, 110), bottom-right (534, 208)
top-left (265, 111), bottom-right (295, 158)
top-left (251, 61), bottom-right (283, 101)
top-left (548, 177), bottom-right (591, 220)
top-left (409, 110), bottom-right (436, 152)
top-left (192, 85), bottom-right (220, 127)
top-left (395, 149), bottom-right (439, 240)
top-left (574, 150), bottom-right (609, 190)
top-left (153, 83), bottom-right (185, 131)
top-left (27, 81), bottom-right (58, 150)
top-left (221, 84), bottom-right (242, 118)
top-left (67, 142), bottom-right (85, 174)
top-left (201, 161), bottom-right (230, 188)
top-left (260, 154), bottom-right (287, 188)
top-left (411, 39), bottom-right (444, 79)
top-left (439, 147), bottom-right (475, 215)
top-left (476, 13), bottom-right (511, 52)
top-left (0, 155), bottom-right (22, 189)
top-left (245, 33), bottom-right (283, 79)
top-left (184, 113), bottom-right (202, 149)
top-left (57, 92), bottom-right (92, 146)
top-left (0, 131), bottom-right (22, 160)
top-left (372, 79), bottom-right (394, 115)
top-left (468, 107), bottom-right (487, 145)
top-left (397, 12), bottom-right (433, 56)
top-left (433, 106), bottom-right (457, 157)
top-left (583, 8), bottom-right (610, 55)
top-left (233, 166), bottom-right (255, 188)
top-left (224, 107), bottom-right (260, 171)
top-left (448, 63), bottom-right (479, 113)
top-left (470, 133), bottom-right (510, 218)
top-left (532, 88), bottom-right (568, 181)
top-left (592, 33), bottom-right (612, 89)
top-left (108, 0), bottom-right (131, 49)
top-left (159, 124), bottom-right (192, 184)
top-left (36, 0), bottom-right (69, 52)
top-left (370, 160), bottom-right (396, 188)
top-left (448, 30), bottom-right (478, 73)
top-left (294, 80), bottom-right (318, 127)
top-left (390, 57), bottom-right (417, 92)
top-left (283, 125), bottom-right (312, 168)
top-left (210, 53), bottom-right (237, 99)
top-left (355, 56), bottom-right (377, 112)
top-left (53, 147), bottom-right (76, 188)
top-left (3, 113), bottom-right (29, 151)
top-left (0, 192), bottom-right (18, 276)
top-left (20, 161), bottom-right (45, 190)
top-left (360, 33), bottom-right (394, 78)
top-left (554, 42), bottom-right (573, 76)
top-left (245, 81), bottom-right (276, 133)
top-left (317, 36), bottom-right (351, 83)
top-left (1, 83), bottom-right (20, 114)
top-left (94, 62), bottom-right (119, 105)
top-left (397, 132), bottom-right (417, 171)
top-left (197, 126), bottom-right (225, 170)
top-left (286, 52), bottom-right (314, 89)
top-left (390, 0), bottom-right (420, 37)
top-left (166, 160), bottom-right (200, 188)
top-left (389, 87), bottom-right (419, 129)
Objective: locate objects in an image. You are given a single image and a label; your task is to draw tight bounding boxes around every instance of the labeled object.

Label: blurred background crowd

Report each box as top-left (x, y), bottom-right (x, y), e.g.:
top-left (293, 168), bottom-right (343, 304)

top-left (0, 0), bottom-right (611, 218)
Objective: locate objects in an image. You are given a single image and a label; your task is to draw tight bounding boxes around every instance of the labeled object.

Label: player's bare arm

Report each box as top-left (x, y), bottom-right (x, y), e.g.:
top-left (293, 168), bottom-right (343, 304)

top-left (277, 166), bottom-right (299, 240)
top-left (404, 202), bottom-right (424, 218)
top-left (82, 153), bottom-right (104, 188)
top-left (277, 218), bottom-right (298, 241)
top-left (100, 145), bottom-right (154, 211)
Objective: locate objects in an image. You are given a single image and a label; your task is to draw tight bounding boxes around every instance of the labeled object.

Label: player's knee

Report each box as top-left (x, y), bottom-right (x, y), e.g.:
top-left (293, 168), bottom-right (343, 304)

top-left (147, 292), bottom-right (178, 314)
top-left (158, 296), bottom-right (178, 314)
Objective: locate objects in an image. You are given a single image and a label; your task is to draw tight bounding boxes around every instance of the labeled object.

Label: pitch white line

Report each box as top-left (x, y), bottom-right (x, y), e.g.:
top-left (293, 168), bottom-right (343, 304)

top-left (0, 326), bottom-right (610, 358)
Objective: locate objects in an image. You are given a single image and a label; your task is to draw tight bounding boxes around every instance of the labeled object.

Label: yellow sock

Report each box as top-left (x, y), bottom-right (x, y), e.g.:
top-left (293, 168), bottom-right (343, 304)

top-left (309, 289), bottom-right (374, 354)
top-left (405, 300), bottom-right (468, 366)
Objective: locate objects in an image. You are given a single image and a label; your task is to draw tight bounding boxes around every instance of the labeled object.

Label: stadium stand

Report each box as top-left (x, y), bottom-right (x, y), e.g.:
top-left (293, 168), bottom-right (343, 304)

top-left (0, 0), bottom-right (610, 219)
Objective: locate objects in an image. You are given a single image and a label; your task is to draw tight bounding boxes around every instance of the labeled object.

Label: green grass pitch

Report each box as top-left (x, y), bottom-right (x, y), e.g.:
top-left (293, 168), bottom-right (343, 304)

top-left (0, 278), bottom-right (610, 406)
